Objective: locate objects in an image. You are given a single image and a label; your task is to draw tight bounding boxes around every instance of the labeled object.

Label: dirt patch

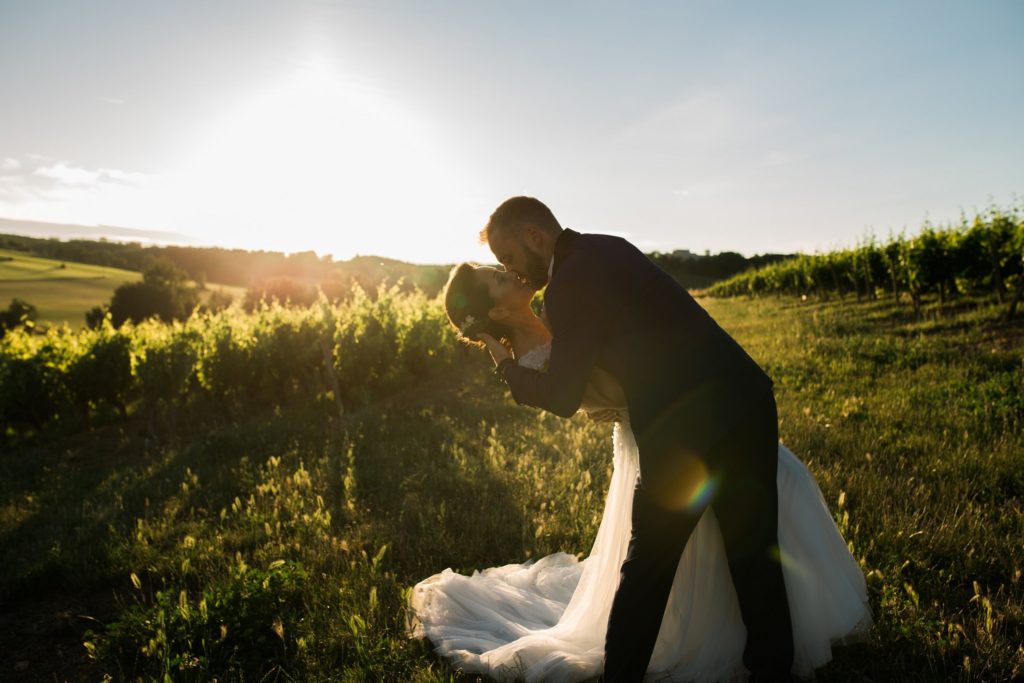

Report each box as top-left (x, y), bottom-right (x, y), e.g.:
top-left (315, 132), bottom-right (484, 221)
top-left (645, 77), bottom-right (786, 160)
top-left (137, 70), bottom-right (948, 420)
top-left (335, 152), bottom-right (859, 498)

top-left (0, 589), bottom-right (116, 682)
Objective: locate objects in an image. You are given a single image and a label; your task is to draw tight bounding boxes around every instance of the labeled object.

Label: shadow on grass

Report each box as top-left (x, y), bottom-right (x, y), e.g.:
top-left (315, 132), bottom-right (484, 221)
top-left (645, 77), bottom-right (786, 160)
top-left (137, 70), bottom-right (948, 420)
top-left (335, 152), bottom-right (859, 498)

top-left (0, 362), bottom-right (534, 681)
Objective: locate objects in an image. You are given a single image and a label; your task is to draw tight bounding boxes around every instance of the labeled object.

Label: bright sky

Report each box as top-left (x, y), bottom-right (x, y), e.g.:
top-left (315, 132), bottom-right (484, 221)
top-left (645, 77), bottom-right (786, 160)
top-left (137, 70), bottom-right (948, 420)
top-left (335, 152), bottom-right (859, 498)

top-left (1, 1), bottom-right (1022, 264)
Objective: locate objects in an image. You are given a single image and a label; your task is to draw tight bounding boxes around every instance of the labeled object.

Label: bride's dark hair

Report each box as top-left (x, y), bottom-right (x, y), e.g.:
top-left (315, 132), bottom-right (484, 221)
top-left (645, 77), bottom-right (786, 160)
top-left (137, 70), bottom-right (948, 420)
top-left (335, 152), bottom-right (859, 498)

top-left (443, 263), bottom-right (512, 348)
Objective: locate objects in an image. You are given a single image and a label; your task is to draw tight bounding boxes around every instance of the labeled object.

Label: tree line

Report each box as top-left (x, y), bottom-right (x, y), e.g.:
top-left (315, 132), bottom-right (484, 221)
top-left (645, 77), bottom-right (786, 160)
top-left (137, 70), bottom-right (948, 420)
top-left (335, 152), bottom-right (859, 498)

top-left (647, 250), bottom-right (791, 289)
top-left (0, 230), bottom-right (785, 302)
top-left (0, 232), bottom-right (453, 297)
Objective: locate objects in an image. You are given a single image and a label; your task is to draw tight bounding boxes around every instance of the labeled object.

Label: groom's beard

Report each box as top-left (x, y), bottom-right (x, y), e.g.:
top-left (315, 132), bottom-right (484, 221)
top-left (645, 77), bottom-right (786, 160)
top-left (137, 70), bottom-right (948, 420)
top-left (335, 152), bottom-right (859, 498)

top-left (523, 245), bottom-right (549, 289)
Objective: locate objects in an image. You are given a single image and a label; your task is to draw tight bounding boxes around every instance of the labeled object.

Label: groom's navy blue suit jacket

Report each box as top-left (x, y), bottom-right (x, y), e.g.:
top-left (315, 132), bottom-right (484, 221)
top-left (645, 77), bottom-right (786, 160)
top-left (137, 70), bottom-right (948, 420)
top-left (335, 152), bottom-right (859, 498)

top-left (502, 228), bottom-right (774, 475)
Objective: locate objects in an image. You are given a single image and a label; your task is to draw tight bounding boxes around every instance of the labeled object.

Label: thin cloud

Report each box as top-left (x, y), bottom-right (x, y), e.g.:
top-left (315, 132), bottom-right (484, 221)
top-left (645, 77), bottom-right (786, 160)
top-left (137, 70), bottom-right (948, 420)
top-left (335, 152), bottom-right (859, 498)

top-left (611, 89), bottom-right (786, 155)
top-left (32, 162), bottom-right (150, 187)
top-left (0, 156), bottom-right (156, 200)
top-left (32, 163), bottom-right (103, 186)
top-left (0, 155), bottom-right (163, 230)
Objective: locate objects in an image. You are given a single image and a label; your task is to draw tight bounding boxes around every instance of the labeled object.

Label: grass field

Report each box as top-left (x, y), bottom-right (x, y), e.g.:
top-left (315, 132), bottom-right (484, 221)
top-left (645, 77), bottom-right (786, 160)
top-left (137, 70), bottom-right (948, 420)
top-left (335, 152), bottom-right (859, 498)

top-left (0, 293), bottom-right (1021, 681)
top-left (0, 249), bottom-right (246, 328)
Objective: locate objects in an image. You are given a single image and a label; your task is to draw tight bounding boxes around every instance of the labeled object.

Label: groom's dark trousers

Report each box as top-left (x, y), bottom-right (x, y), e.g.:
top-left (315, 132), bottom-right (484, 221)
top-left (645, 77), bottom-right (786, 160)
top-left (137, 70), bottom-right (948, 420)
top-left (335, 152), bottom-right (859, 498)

top-left (500, 228), bottom-right (794, 682)
top-left (602, 386), bottom-right (791, 681)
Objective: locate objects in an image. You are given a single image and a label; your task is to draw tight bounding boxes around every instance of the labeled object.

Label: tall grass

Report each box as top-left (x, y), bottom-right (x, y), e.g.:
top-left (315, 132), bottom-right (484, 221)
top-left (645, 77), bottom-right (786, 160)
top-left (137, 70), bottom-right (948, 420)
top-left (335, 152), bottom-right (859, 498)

top-left (0, 288), bottom-right (1021, 681)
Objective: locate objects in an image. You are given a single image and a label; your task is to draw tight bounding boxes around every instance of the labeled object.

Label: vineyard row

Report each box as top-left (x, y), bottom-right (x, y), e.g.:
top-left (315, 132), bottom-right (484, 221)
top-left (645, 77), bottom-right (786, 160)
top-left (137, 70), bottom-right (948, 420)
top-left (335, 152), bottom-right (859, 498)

top-left (707, 208), bottom-right (1024, 319)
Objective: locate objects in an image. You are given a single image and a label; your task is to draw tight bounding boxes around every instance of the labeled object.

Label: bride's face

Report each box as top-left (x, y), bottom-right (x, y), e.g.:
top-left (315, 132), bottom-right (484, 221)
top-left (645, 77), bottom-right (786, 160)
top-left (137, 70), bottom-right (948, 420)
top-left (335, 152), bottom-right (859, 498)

top-left (474, 265), bottom-right (535, 318)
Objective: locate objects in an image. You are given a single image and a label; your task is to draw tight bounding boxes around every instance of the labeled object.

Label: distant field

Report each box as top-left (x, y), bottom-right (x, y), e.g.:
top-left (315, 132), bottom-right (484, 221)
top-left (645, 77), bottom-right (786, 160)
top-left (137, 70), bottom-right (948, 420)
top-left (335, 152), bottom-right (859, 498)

top-left (0, 249), bottom-right (246, 328)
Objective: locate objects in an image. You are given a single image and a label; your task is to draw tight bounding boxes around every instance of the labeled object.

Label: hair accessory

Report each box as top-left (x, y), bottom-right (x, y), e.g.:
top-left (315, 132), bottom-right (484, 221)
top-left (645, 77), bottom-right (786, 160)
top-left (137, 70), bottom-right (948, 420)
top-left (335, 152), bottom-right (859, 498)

top-left (459, 314), bottom-right (476, 334)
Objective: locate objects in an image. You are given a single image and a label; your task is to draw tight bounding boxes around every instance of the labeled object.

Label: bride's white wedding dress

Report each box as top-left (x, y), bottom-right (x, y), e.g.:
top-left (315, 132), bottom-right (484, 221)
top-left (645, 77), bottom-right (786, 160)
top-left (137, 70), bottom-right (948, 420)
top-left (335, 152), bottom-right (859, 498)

top-left (409, 344), bottom-right (871, 682)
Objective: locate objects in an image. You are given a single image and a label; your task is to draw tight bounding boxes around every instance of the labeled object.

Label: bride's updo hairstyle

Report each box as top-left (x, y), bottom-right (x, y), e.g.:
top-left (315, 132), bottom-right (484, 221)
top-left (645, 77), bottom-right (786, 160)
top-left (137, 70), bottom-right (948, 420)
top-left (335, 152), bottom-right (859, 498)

top-left (443, 263), bottom-right (511, 348)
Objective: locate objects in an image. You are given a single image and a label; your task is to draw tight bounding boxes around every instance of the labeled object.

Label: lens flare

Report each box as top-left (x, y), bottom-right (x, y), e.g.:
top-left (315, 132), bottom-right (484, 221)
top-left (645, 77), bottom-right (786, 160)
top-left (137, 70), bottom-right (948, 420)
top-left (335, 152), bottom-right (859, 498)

top-left (771, 545), bottom-right (804, 576)
top-left (653, 452), bottom-right (719, 512)
top-left (686, 474), bottom-right (719, 512)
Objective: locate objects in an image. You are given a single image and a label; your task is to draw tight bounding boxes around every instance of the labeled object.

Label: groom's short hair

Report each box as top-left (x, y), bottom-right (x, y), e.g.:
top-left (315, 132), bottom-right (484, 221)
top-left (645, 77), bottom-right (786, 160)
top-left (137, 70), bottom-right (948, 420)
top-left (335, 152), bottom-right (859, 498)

top-left (479, 196), bottom-right (562, 244)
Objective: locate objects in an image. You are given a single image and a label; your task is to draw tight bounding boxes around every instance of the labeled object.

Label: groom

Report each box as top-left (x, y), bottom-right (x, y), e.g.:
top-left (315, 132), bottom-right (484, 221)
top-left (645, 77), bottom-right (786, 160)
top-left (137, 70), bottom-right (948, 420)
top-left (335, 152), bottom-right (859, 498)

top-left (478, 196), bottom-right (795, 681)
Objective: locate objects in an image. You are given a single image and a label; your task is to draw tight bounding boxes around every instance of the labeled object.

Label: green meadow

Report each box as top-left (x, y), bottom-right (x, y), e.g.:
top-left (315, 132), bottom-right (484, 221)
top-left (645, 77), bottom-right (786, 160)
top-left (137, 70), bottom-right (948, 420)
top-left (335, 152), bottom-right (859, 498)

top-left (0, 249), bottom-right (246, 329)
top-left (0, 289), bottom-right (1021, 681)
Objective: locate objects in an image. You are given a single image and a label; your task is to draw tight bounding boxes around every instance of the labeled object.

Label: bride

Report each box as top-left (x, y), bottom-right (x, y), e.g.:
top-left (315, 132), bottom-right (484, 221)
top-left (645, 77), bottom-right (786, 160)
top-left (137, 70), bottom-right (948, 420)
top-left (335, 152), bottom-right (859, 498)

top-left (408, 263), bottom-right (871, 682)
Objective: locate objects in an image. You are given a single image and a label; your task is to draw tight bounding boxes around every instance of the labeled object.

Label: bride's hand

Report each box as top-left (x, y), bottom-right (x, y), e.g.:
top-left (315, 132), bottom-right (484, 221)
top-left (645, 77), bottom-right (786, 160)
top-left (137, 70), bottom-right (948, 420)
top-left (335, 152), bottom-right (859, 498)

top-left (476, 333), bottom-right (511, 366)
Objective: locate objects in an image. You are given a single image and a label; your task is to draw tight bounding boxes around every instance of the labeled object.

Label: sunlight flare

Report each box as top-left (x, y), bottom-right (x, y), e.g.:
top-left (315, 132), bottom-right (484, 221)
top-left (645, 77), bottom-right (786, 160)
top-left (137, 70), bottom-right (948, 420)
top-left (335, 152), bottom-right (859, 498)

top-left (169, 60), bottom-right (483, 261)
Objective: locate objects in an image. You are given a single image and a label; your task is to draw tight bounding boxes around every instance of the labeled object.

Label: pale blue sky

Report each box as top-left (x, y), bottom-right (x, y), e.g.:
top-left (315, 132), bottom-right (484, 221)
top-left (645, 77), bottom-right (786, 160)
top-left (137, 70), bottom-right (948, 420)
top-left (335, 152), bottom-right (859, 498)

top-left (1, 1), bottom-right (1021, 263)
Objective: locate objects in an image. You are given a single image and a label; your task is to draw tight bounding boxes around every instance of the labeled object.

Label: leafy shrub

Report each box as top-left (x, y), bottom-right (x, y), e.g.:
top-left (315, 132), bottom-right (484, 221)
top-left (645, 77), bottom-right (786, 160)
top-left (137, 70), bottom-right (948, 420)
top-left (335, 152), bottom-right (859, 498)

top-left (84, 305), bottom-right (107, 330)
top-left (244, 277), bottom-right (317, 311)
top-left (0, 338), bottom-right (72, 434)
top-left (109, 260), bottom-right (200, 326)
top-left (134, 325), bottom-right (202, 433)
top-left (0, 285), bottom-right (460, 438)
top-left (332, 284), bottom-right (404, 407)
top-left (0, 298), bottom-right (37, 337)
top-left (66, 327), bottom-right (135, 420)
top-left (201, 288), bottom-right (234, 313)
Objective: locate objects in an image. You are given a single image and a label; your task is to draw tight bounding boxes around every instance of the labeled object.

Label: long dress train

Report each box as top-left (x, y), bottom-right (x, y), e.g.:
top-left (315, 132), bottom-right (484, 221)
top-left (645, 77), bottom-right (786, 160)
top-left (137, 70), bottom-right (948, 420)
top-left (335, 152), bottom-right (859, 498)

top-left (408, 349), bottom-right (871, 682)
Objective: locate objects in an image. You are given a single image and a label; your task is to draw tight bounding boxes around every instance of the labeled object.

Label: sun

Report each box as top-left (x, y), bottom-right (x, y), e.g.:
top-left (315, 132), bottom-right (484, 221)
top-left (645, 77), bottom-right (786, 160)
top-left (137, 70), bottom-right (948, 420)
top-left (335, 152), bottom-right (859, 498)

top-left (168, 60), bottom-right (485, 263)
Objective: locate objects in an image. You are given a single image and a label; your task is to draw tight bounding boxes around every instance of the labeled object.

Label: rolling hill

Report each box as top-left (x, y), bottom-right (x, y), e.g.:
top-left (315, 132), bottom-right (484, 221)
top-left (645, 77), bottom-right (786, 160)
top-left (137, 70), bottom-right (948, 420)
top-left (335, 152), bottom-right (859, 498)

top-left (0, 249), bottom-right (245, 328)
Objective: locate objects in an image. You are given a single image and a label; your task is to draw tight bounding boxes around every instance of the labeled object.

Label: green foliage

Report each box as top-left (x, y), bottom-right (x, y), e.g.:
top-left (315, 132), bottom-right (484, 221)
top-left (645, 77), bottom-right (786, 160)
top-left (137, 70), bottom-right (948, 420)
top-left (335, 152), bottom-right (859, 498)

top-left (647, 250), bottom-right (792, 289)
top-left (0, 284), bottom-right (459, 440)
top-left (135, 325), bottom-right (202, 434)
top-left (0, 297), bottom-right (38, 336)
top-left (0, 351), bottom-right (68, 433)
top-left (141, 256), bottom-right (190, 290)
top-left (109, 259), bottom-right (200, 327)
top-left (709, 206), bottom-right (1024, 320)
top-left (90, 561), bottom-right (314, 681)
top-left (84, 304), bottom-right (107, 329)
top-left (200, 288), bottom-right (234, 313)
top-left (66, 325), bottom-right (134, 420)
top-left (243, 276), bottom-right (317, 311)
top-left (2, 273), bottom-right (1022, 681)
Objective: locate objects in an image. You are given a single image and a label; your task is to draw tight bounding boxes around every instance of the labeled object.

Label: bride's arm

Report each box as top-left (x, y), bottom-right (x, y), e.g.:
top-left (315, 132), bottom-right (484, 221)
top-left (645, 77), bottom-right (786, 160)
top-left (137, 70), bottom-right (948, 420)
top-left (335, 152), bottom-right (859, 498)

top-left (483, 328), bottom-right (625, 420)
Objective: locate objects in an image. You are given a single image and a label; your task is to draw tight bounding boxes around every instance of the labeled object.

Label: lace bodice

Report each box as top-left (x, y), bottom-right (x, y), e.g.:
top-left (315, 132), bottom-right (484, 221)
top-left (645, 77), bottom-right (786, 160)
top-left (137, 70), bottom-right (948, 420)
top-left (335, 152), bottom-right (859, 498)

top-left (516, 342), bottom-right (552, 371)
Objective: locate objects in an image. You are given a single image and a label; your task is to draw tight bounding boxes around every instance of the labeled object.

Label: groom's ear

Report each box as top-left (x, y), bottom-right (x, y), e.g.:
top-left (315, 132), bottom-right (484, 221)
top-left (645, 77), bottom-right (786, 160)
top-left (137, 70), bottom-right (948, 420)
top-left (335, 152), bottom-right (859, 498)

top-left (523, 224), bottom-right (544, 251)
